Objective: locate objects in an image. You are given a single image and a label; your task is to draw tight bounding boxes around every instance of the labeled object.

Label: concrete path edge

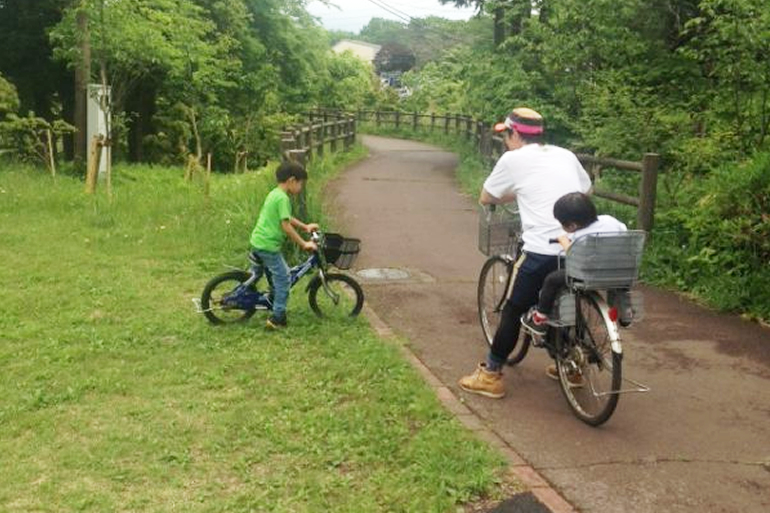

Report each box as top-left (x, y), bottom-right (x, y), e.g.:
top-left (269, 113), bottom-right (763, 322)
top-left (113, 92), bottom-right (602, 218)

top-left (361, 303), bottom-right (578, 513)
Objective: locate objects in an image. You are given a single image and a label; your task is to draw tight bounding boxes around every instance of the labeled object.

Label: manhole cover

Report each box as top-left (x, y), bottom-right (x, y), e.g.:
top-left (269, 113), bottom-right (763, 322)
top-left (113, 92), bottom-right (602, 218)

top-left (356, 268), bottom-right (410, 281)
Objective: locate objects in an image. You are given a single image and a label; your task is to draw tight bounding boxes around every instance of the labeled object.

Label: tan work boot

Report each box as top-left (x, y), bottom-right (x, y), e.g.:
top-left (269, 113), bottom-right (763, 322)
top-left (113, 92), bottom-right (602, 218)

top-left (545, 363), bottom-right (584, 388)
top-left (458, 363), bottom-right (505, 399)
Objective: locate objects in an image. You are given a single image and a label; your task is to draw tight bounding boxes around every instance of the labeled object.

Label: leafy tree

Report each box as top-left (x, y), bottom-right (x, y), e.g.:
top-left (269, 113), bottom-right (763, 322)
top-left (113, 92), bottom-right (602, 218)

top-left (0, 0), bottom-right (73, 117)
top-left (319, 51), bottom-right (378, 110)
top-left (374, 42), bottom-right (416, 74)
top-left (359, 18), bottom-right (408, 44)
top-left (681, 0), bottom-right (770, 150)
top-left (0, 74), bottom-right (20, 116)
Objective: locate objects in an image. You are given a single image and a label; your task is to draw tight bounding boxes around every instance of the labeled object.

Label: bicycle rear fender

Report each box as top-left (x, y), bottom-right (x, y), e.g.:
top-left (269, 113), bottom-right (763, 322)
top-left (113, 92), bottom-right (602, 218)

top-left (590, 291), bottom-right (623, 355)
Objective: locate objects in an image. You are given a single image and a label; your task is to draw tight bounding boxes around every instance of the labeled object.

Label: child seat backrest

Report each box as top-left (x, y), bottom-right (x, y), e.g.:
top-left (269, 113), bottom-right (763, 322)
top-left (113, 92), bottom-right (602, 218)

top-left (565, 230), bottom-right (646, 290)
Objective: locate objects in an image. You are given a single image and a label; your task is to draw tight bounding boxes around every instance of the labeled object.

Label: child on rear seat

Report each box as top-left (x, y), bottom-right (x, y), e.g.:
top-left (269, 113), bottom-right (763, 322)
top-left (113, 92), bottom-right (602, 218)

top-left (521, 192), bottom-right (633, 337)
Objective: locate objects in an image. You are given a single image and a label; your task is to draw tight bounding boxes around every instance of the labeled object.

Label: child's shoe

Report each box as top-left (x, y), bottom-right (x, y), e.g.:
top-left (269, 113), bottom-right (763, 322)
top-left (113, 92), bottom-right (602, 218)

top-left (521, 309), bottom-right (547, 337)
top-left (266, 315), bottom-right (287, 329)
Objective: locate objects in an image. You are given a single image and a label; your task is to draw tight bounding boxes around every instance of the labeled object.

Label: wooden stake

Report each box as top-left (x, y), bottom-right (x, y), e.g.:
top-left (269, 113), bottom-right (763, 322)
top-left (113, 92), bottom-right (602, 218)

top-left (46, 129), bottom-right (56, 178)
top-left (85, 135), bottom-right (100, 193)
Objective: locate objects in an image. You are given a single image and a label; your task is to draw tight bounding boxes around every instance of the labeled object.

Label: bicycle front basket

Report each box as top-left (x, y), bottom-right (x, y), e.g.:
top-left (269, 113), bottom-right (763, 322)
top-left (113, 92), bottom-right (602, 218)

top-left (478, 205), bottom-right (521, 256)
top-left (322, 233), bottom-right (361, 270)
top-left (565, 231), bottom-right (646, 290)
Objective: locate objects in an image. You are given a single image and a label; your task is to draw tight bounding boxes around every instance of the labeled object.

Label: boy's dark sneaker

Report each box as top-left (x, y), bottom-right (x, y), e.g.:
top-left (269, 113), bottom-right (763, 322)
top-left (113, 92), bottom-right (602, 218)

top-left (521, 309), bottom-right (547, 337)
top-left (266, 316), bottom-right (287, 329)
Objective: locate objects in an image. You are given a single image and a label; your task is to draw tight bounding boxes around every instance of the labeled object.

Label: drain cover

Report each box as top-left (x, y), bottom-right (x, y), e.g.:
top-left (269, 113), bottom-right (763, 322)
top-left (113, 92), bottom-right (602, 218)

top-left (356, 268), bottom-right (410, 281)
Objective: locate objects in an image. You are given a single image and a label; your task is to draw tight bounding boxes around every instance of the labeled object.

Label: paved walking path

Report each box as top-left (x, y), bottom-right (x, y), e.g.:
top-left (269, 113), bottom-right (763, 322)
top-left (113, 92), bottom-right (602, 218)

top-left (327, 135), bottom-right (770, 513)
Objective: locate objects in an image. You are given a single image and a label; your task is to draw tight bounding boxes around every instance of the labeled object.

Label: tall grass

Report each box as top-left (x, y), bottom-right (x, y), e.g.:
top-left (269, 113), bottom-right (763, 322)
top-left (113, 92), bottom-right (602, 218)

top-left (0, 156), bottom-right (508, 512)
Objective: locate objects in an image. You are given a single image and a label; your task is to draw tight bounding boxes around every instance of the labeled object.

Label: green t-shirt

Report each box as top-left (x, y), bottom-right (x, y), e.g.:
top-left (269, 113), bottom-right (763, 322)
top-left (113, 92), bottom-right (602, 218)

top-left (250, 187), bottom-right (292, 251)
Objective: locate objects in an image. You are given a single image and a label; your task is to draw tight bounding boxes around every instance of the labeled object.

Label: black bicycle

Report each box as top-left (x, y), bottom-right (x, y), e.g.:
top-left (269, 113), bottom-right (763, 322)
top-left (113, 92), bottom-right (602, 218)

top-left (477, 205), bottom-right (648, 426)
top-left (197, 231), bottom-right (364, 324)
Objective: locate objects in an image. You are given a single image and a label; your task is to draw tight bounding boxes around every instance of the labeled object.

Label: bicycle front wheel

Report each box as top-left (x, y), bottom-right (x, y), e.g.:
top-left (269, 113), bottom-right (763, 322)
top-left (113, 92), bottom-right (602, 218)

top-left (478, 255), bottom-right (530, 364)
top-left (307, 273), bottom-right (364, 319)
top-left (478, 255), bottom-right (512, 346)
top-left (200, 271), bottom-right (257, 325)
top-left (556, 293), bottom-right (622, 426)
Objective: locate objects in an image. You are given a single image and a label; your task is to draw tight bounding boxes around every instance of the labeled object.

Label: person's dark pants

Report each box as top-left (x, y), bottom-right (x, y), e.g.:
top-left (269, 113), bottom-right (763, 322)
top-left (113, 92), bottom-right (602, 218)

top-left (489, 252), bottom-right (560, 365)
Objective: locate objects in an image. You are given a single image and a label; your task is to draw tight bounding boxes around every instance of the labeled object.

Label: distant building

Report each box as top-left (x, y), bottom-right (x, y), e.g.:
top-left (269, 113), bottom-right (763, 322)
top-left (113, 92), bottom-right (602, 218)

top-left (332, 39), bottom-right (381, 64)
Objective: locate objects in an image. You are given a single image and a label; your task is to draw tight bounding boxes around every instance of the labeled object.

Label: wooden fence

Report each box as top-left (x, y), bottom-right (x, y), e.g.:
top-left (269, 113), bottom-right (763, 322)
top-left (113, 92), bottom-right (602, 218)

top-left (292, 109), bottom-right (660, 232)
top-left (279, 115), bottom-right (357, 164)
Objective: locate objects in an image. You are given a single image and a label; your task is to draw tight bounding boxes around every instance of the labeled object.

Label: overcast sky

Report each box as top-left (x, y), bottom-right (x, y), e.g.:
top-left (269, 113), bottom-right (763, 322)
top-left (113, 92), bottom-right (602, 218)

top-left (307, 0), bottom-right (478, 33)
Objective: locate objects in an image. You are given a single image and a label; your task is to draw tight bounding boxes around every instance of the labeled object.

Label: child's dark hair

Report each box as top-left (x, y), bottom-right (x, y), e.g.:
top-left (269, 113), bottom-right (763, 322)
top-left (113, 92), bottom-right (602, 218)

top-left (276, 160), bottom-right (308, 183)
top-left (553, 192), bottom-right (597, 229)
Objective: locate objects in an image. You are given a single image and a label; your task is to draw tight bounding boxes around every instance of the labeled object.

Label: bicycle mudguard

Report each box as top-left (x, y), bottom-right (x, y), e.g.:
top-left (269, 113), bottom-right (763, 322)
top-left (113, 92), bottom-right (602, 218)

top-left (592, 292), bottom-right (623, 354)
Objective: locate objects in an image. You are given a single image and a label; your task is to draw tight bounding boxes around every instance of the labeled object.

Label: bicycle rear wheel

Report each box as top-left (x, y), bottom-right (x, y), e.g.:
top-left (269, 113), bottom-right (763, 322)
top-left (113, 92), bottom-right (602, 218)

top-left (556, 293), bottom-right (622, 426)
top-left (477, 255), bottom-right (529, 365)
top-left (200, 271), bottom-right (257, 325)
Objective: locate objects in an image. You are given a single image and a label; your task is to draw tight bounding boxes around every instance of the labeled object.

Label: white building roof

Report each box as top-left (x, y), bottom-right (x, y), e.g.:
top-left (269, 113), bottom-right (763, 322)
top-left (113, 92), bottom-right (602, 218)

top-left (332, 39), bottom-right (381, 63)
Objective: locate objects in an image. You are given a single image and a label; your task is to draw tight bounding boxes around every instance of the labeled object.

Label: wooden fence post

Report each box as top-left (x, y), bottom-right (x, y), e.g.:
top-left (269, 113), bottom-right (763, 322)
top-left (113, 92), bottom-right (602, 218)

top-left (330, 121), bottom-right (337, 152)
top-left (444, 114), bottom-right (450, 134)
top-left (344, 119), bottom-right (352, 151)
top-left (637, 153), bottom-right (660, 233)
top-left (431, 113), bottom-right (436, 131)
top-left (280, 131), bottom-right (295, 160)
top-left (413, 112), bottom-right (418, 131)
top-left (46, 129), bottom-right (56, 177)
top-left (376, 110), bottom-right (381, 128)
top-left (305, 126), bottom-right (313, 160)
top-left (316, 122), bottom-right (324, 158)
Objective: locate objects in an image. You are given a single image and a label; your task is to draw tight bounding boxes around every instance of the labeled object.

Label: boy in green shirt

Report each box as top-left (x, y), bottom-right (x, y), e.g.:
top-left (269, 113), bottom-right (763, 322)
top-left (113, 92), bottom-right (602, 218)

top-left (250, 161), bottom-right (318, 328)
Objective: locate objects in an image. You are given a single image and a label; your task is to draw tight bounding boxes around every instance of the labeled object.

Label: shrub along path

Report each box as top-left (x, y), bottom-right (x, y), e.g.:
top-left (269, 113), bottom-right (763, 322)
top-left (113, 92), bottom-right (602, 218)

top-left (327, 135), bottom-right (770, 513)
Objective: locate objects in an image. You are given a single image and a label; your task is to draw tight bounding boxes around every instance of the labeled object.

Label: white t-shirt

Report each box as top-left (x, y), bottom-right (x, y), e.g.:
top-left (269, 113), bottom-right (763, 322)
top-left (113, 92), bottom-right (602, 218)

top-left (568, 215), bottom-right (628, 242)
top-left (483, 144), bottom-right (592, 255)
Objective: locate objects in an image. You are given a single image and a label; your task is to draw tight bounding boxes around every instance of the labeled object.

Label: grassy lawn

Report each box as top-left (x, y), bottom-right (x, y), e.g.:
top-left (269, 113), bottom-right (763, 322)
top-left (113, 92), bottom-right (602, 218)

top-left (0, 156), bottom-right (508, 512)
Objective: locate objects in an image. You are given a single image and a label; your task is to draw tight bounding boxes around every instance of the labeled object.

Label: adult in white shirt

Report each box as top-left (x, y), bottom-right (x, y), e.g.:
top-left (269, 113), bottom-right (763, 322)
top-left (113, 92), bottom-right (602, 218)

top-left (459, 108), bottom-right (592, 399)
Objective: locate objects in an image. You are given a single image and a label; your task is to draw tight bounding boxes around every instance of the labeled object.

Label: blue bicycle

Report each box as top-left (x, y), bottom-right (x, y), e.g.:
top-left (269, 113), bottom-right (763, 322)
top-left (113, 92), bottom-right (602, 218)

top-left (199, 232), bottom-right (364, 324)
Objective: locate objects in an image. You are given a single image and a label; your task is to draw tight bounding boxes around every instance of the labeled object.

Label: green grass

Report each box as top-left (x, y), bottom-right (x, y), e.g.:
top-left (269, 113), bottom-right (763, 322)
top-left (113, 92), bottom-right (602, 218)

top-left (0, 157), bottom-right (508, 512)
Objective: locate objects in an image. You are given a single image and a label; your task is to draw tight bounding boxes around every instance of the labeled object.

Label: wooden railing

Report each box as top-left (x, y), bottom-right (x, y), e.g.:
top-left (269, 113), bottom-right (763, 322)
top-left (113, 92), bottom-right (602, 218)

top-left (280, 115), bottom-right (357, 164)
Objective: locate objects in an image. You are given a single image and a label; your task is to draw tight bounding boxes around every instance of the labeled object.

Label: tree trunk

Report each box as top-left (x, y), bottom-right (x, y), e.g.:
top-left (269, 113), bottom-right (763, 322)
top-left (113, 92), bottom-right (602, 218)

top-left (74, 9), bottom-right (90, 167)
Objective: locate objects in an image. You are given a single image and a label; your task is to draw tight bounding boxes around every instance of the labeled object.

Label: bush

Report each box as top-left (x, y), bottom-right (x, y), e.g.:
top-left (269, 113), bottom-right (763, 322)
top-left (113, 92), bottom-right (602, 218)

top-left (646, 151), bottom-right (770, 320)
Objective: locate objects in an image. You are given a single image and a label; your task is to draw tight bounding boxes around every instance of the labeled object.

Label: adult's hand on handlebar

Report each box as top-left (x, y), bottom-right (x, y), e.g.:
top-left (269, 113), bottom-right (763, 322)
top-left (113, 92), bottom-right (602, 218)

top-left (305, 223), bottom-right (320, 233)
top-left (302, 240), bottom-right (318, 252)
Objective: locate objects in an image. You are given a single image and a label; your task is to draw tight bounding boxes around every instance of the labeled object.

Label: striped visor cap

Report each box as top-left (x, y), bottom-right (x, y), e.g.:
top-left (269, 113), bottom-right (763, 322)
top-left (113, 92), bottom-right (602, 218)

top-left (493, 108), bottom-right (544, 135)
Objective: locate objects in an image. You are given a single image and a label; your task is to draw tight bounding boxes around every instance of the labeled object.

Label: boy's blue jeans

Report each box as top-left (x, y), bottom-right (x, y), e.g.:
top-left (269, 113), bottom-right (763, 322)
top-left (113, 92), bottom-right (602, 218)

top-left (253, 249), bottom-right (290, 321)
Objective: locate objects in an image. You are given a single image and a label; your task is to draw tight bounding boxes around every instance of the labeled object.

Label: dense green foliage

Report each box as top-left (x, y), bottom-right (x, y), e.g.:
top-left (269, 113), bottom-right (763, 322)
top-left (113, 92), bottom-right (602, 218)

top-left (0, 158), bottom-right (508, 511)
top-left (0, 0), bottom-right (384, 169)
top-left (0, 1), bottom-right (766, 316)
